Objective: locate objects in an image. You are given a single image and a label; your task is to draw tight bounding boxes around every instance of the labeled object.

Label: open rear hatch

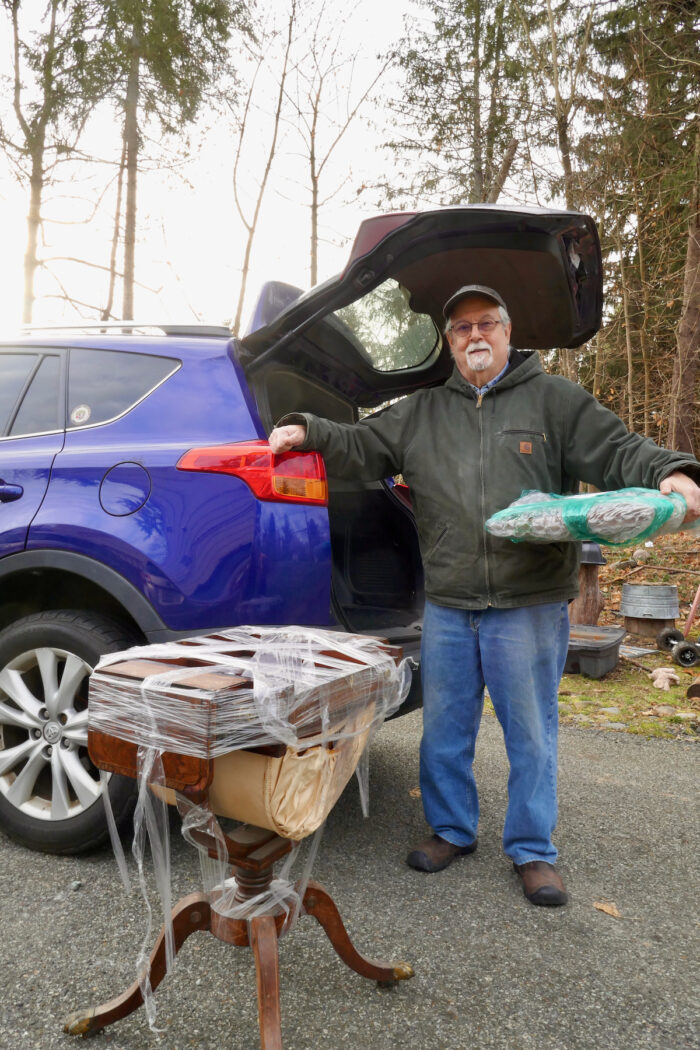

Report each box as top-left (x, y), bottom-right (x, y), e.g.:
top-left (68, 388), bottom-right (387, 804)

top-left (237, 205), bottom-right (602, 658)
top-left (239, 204), bottom-right (602, 405)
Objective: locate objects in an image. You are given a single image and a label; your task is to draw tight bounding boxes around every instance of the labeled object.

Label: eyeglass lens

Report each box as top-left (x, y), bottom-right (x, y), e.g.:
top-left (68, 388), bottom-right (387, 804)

top-left (452, 320), bottom-right (499, 336)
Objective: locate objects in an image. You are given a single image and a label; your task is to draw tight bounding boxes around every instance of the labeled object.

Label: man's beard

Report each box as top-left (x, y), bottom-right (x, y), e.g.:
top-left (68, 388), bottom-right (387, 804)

top-left (465, 341), bottom-right (494, 372)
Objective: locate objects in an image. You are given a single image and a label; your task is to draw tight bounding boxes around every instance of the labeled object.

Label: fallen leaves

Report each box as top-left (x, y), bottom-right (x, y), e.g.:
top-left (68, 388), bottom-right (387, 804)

top-left (594, 900), bottom-right (622, 919)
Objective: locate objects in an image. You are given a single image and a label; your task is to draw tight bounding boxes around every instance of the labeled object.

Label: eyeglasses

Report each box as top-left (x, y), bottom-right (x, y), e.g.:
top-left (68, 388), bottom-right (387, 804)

top-left (449, 319), bottom-right (503, 337)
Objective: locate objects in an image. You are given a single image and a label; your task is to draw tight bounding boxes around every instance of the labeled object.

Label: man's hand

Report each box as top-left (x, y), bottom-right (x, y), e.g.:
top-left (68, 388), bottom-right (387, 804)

top-left (268, 424), bottom-right (307, 453)
top-left (659, 471), bottom-right (700, 522)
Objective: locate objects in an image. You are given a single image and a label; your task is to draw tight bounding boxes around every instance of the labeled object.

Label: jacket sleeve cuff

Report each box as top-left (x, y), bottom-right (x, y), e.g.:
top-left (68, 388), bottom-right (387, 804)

top-left (659, 461), bottom-right (700, 486)
top-left (274, 412), bottom-right (316, 450)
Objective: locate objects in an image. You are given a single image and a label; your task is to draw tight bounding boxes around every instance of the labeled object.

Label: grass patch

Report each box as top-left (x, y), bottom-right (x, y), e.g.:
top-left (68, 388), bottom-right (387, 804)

top-left (484, 659), bottom-right (699, 740)
top-left (557, 659), bottom-right (699, 740)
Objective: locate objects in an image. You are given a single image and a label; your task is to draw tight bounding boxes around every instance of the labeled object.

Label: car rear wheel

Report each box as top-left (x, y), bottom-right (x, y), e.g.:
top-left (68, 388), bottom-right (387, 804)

top-left (0, 610), bottom-right (138, 854)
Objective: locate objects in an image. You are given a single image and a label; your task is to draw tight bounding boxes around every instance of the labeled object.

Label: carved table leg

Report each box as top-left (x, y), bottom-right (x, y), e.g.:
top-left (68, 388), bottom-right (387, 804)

top-left (250, 914), bottom-right (283, 1050)
top-left (301, 880), bottom-right (414, 985)
top-left (63, 892), bottom-right (211, 1038)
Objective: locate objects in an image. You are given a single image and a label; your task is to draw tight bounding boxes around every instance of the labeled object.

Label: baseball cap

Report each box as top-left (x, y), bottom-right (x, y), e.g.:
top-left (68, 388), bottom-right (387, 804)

top-left (443, 284), bottom-right (508, 319)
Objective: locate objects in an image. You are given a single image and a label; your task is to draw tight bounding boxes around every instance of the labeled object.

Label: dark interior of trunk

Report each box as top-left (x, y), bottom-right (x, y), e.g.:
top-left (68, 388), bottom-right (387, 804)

top-left (251, 366), bottom-right (425, 643)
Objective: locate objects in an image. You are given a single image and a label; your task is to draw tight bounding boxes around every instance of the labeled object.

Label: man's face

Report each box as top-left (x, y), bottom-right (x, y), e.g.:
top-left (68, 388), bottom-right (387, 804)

top-left (446, 295), bottom-right (511, 386)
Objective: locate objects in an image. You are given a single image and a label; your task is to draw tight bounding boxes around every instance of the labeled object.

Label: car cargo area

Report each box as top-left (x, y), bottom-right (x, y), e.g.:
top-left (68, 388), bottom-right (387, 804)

top-left (250, 367), bottom-right (424, 643)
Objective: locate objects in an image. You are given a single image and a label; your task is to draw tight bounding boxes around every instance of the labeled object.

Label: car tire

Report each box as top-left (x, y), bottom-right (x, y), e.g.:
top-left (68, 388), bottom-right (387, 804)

top-left (0, 610), bottom-right (138, 854)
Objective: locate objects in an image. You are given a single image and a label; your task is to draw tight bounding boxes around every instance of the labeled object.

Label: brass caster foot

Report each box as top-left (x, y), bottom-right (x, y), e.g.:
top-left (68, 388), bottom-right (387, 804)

top-left (63, 1009), bottom-right (98, 1038)
top-left (377, 961), bottom-right (414, 990)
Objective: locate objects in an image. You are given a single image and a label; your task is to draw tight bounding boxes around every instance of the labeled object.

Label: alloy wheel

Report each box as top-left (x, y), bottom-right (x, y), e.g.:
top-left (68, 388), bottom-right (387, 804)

top-left (0, 646), bottom-right (104, 821)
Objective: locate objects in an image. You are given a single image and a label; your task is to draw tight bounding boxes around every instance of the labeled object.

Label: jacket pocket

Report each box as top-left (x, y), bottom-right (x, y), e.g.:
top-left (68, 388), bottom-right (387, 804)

top-left (424, 523), bottom-right (449, 564)
top-left (500, 428), bottom-right (547, 442)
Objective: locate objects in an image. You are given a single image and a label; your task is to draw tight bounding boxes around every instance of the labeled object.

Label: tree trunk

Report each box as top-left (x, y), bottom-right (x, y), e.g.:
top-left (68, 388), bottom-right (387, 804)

top-left (471, 1), bottom-right (483, 202)
top-left (483, 0), bottom-right (505, 193)
top-left (310, 169), bottom-right (319, 287)
top-left (666, 121), bottom-right (699, 454)
top-left (102, 137), bottom-right (127, 321)
top-left (485, 137), bottom-right (517, 204)
top-left (22, 151), bottom-right (44, 323)
top-left (122, 44), bottom-right (140, 320)
top-left (619, 252), bottom-right (635, 429)
top-left (569, 565), bottom-right (605, 626)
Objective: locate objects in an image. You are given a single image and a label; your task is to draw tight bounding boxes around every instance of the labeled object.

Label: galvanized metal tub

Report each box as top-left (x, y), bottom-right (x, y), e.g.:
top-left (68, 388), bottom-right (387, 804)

top-left (620, 583), bottom-right (679, 620)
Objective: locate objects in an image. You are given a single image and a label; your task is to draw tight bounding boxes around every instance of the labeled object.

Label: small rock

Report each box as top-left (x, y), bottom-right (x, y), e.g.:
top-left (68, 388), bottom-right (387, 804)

top-left (70, 880), bottom-right (83, 891)
top-left (605, 722), bottom-right (628, 729)
top-left (654, 704), bottom-right (677, 716)
top-left (572, 714), bottom-right (593, 724)
top-left (676, 712), bottom-right (697, 720)
top-left (600, 706), bottom-right (620, 715)
top-left (632, 548), bottom-right (650, 562)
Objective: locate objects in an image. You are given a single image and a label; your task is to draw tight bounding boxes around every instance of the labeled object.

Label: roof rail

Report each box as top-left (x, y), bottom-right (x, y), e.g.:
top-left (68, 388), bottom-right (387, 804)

top-left (19, 321), bottom-right (233, 337)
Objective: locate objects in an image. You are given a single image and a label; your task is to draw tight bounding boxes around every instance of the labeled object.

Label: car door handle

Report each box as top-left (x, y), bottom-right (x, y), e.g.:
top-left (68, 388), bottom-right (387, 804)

top-left (0, 483), bottom-right (24, 502)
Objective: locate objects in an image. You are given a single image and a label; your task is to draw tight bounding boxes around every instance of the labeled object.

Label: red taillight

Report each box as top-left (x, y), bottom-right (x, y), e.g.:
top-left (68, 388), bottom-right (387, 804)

top-left (176, 440), bottom-right (328, 505)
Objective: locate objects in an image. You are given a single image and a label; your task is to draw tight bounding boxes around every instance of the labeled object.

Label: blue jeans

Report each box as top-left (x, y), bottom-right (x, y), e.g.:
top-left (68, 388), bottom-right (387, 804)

top-left (419, 599), bottom-right (570, 865)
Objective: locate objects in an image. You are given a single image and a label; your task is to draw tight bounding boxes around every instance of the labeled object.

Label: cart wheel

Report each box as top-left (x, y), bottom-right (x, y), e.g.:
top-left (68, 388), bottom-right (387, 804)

top-left (671, 641), bottom-right (700, 668)
top-left (656, 627), bottom-right (684, 652)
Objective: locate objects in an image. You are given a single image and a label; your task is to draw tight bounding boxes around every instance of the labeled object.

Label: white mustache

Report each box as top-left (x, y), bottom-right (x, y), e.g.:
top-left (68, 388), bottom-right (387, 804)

top-left (467, 342), bottom-right (491, 353)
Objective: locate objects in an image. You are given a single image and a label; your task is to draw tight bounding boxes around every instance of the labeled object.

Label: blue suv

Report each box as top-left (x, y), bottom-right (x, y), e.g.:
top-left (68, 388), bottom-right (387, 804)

top-left (0, 206), bottom-right (602, 853)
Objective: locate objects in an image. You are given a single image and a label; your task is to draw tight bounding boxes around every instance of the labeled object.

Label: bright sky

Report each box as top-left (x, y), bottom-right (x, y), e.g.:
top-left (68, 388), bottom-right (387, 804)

top-left (0, 0), bottom-right (421, 333)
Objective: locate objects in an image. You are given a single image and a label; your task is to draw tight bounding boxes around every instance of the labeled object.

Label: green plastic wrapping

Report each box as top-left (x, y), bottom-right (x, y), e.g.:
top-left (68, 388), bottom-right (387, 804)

top-left (485, 487), bottom-right (695, 546)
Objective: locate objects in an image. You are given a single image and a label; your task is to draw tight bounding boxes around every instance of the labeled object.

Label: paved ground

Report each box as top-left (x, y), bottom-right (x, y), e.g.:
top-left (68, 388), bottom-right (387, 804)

top-left (0, 712), bottom-right (698, 1050)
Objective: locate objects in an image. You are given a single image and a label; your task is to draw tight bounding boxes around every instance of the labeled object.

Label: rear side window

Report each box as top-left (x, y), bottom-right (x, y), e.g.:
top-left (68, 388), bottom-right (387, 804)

top-left (68, 348), bottom-right (179, 428)
top-left (0, 353), bottom-right (38, 434)
top-left (10, 355), bottom-right (61, 436)
top-left (333, 279), bottom-right (439, 371)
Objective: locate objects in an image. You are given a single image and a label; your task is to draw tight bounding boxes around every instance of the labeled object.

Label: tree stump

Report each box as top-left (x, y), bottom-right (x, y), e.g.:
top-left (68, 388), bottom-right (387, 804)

top-left (686, 677), bottom-right (700, 700)
top-left (569, 564), bottom-right (605, 626)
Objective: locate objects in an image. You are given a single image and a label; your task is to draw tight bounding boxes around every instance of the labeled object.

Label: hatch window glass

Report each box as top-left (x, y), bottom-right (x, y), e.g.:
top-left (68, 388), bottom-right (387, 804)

top-left (10, 355), bottom-right (61, 436)
top-left (0, 353), bottom-right (38, 434)
top-left (333, 279), bottom-right (439, 371)
top-left (68, 349), bottom-right (179, 428)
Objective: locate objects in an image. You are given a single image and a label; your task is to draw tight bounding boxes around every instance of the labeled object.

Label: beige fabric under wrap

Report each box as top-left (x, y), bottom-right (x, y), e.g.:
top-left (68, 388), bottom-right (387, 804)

top-left (152, 705), bottom-right (374, 839)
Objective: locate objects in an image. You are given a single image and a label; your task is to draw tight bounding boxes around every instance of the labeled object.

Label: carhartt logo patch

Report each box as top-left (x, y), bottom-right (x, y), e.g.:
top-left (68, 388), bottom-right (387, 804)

top-left (519, 440), bottom-right (533, 454)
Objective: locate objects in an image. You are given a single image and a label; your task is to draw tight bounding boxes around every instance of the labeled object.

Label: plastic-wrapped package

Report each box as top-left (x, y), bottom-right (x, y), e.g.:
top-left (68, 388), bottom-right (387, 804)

top-left (87, 626), bottom-right (411, 1030)
top-left (485, 487), bottom-right (696, 546)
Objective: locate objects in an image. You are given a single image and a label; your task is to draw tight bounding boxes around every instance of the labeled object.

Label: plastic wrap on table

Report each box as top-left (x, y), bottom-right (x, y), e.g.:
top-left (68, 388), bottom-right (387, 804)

top-left (88, 625), bottom-right (412, 1031)
top-left (89, 626), bottom-right (410, 757)
top-left (485, 487), bottom-right (695, 546)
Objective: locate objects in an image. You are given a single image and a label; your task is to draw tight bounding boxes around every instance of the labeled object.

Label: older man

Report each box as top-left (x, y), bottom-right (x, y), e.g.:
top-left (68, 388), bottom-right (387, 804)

top-left (269, 285), bottom-right (700, 906)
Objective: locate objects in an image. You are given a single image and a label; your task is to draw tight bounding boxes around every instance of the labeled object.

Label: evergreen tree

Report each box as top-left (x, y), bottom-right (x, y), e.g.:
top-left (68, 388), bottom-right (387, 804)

top-left (99, 0), bottom-right (252, 317)
top-left (382, 0), bottom-right (533, 207)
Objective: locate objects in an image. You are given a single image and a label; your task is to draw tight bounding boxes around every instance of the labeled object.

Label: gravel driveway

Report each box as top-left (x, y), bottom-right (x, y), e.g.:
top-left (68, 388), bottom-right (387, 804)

top-left (1, 712), bottom-right (697, 1050)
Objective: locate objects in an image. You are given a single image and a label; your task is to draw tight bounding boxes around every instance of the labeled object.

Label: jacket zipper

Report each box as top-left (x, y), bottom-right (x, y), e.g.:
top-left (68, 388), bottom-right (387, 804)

top-left (476, 391), bottom-right (492, 605)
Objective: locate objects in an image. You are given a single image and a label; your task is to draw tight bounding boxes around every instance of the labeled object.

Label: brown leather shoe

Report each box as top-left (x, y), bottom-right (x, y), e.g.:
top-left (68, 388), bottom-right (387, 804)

top-left (406, 834), bottom-right (477, 873)
top-left (513, 861), bottom-right (568, 906)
